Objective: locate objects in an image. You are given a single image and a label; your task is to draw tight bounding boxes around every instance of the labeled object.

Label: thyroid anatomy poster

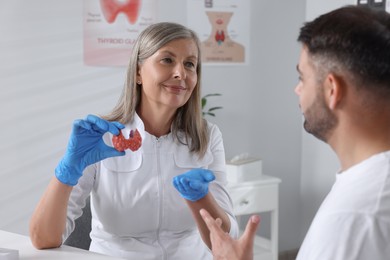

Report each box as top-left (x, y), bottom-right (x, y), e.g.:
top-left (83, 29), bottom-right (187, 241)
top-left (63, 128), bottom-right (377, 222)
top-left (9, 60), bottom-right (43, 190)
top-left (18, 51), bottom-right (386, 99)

top-left (187, 0), bottom-right (251, 65)
top-left (84, 0), bottom-right (157, 66)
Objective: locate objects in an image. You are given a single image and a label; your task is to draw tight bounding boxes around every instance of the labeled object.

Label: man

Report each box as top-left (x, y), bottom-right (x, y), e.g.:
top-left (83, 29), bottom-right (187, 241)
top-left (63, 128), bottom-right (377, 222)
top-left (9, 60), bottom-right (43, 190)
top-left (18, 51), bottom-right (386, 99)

top-left (200, 5), bottom-right (390, 260)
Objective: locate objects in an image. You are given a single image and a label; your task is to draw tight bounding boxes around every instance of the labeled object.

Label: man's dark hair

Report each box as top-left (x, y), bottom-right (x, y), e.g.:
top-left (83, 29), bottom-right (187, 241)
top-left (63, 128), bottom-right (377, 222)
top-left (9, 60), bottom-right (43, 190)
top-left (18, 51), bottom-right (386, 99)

top-left (298, 5), bottom-right (390, 97)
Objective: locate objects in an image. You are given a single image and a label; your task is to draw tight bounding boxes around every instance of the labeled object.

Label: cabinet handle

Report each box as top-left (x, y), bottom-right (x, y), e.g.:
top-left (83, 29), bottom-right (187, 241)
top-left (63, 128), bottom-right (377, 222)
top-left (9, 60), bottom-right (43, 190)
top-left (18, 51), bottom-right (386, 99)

top-left (240, 199), bottom-right (249, 206)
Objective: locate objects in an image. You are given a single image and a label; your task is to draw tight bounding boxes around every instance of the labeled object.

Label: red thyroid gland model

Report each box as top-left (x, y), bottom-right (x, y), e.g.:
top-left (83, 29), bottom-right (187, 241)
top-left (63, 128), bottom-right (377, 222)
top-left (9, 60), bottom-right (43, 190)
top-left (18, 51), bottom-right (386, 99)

top-left (112, 129), bottom-right (142, 152)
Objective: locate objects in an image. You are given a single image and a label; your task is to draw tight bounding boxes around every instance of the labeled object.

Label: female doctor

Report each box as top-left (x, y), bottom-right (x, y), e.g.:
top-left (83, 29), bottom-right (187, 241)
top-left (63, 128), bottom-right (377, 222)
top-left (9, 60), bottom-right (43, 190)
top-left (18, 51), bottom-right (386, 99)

top-left (29, 22), bottom-right (238, 259)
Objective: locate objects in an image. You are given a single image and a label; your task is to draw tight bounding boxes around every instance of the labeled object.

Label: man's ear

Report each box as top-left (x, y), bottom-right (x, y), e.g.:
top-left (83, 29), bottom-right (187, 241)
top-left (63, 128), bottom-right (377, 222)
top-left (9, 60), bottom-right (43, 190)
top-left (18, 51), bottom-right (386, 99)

top-left (324, 73), bottom-right (345, 110)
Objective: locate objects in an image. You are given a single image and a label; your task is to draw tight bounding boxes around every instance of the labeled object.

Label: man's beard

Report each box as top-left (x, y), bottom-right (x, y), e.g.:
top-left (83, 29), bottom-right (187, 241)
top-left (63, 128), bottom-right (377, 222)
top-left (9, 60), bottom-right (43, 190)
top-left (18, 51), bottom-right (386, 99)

top-left (303, 91), bottom-right (337, 142)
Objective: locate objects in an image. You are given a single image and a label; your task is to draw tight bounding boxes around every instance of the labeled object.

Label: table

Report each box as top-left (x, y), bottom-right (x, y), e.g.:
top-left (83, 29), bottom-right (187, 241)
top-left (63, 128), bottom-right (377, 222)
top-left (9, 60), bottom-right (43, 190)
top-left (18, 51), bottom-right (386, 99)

top-left (0, 230), bottom-right (123, 260)
top-left (227, 174), bottom-right (281, 260)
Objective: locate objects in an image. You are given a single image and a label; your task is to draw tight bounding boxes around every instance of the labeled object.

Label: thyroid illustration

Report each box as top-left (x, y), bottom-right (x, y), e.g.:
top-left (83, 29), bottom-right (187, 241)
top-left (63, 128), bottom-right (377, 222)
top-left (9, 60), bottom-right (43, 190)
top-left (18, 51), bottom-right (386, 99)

top-left (215, 30), bottom-right (225, 45)
top-left (202, 11), bottom-right (245, 63)
top-left (100, 0), bottom-right (141, 24)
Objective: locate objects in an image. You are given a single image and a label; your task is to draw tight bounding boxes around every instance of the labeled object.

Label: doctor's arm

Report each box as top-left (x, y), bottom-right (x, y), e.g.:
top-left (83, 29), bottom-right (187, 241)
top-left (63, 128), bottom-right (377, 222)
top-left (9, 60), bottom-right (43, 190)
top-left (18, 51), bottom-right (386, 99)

top-left (173, 168), bottom-right (232, 249)
top-left (29, 115), bottom-right (124, 249)
top-left (30, 178), bottom-right (73, 249)
top-left (186, 192), bottom-right (232, 250)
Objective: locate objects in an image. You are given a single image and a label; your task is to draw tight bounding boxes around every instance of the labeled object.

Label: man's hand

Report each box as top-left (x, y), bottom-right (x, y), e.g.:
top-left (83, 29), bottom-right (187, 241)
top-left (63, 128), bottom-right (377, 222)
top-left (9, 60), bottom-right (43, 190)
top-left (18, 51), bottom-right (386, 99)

top-left (200, 208), bottom-right (260, 260)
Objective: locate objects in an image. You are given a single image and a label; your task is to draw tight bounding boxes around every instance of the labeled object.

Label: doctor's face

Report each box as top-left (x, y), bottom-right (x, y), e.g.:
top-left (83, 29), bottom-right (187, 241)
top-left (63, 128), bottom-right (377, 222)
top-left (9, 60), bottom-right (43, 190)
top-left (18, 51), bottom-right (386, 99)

top-left (137, 38), bottom-right (198, 112)
top-left (295, 46), bottom-right (337, 142)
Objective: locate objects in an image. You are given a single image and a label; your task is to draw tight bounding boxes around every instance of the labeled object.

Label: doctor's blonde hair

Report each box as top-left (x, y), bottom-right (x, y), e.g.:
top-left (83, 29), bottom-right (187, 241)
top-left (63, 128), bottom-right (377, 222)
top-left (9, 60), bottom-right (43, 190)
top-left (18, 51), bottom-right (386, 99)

top-left (103, 22), bottom-right (209, 157)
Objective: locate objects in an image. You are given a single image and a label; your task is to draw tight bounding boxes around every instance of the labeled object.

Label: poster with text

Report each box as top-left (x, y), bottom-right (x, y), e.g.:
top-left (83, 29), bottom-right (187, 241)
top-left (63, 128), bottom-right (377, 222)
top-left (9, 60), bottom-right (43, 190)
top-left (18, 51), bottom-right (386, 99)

top-left (187, 0), bottom-right (251, 65)
top-left (84, 0), bottom-right (157, 66)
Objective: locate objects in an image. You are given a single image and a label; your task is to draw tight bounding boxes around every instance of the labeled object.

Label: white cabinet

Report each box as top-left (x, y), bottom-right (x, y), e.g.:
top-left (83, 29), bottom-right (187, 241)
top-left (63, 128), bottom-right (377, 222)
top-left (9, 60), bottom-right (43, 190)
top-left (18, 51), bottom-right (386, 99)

top-left (227, 175), bottom-right (281, 260)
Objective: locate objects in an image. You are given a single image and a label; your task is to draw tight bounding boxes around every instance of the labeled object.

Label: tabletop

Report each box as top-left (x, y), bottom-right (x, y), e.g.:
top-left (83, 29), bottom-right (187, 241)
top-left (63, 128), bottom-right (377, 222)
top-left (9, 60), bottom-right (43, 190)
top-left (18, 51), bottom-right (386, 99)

top-left (0, 230), bottom-right (124, 260)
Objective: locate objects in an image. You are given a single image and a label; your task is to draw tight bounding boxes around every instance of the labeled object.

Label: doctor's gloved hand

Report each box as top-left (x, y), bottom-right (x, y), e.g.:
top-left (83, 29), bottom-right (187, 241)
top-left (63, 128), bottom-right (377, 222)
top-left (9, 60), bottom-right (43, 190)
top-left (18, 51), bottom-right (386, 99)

top-left (173, 169), bottom-right (216, 202)
top-left (55, 114), bottom-right (125, 186)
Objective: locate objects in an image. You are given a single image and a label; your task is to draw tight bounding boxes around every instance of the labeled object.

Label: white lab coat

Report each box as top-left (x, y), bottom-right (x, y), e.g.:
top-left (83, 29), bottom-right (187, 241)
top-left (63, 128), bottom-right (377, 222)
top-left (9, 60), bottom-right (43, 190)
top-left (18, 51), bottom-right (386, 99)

top-left (62, 114), bottom-right (238, 260)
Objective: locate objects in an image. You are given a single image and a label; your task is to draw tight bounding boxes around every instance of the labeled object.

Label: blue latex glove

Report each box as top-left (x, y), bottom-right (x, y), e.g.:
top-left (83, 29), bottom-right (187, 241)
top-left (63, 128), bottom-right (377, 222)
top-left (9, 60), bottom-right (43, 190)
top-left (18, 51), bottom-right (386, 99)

top-left (55, 114), bottom-right (125, 186)
top-left (172, 169), bottom-right (216, 202)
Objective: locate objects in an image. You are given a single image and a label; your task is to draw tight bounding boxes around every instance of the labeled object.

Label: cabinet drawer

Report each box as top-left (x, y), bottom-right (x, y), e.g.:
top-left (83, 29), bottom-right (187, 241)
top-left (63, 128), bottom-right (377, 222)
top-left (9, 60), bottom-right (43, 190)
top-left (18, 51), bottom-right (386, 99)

top-left (228, 184), bottom-right (278, 215)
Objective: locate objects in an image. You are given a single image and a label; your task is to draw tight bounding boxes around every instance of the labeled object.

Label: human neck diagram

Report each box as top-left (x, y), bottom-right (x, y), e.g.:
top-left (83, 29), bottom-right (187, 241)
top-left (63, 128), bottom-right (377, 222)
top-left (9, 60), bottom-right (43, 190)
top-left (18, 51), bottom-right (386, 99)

top-left (202, 11), bottom-right (244, 62)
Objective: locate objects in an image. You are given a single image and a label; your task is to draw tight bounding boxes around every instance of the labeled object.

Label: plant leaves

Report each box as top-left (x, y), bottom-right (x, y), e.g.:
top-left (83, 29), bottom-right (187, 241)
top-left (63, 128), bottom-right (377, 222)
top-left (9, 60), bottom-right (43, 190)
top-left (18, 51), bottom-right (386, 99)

top-left (201, 98), bottom-right (207, 109)
top-left (203, 93), bottom-right (222, 99)
top-left (201, 93), bottom-right (222, 117)
top-left (208, 106), bottom-right (223, 111)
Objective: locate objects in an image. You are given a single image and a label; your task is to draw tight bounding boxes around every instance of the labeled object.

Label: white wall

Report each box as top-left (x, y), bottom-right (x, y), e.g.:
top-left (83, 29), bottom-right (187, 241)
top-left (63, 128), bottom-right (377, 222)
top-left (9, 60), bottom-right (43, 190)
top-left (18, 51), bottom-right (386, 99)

top-left (299, 0), bottom-right (356, 242)
top-left (0, 0), bottom-right (127, 234)
top-left (0, 0), bottom-right (306, 252)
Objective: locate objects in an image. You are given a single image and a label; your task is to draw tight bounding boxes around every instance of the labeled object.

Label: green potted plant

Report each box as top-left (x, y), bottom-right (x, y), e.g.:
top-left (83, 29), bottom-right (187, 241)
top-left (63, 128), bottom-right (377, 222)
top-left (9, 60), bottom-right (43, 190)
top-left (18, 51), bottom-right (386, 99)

top-left (202, 93), bottom-right (223, 117)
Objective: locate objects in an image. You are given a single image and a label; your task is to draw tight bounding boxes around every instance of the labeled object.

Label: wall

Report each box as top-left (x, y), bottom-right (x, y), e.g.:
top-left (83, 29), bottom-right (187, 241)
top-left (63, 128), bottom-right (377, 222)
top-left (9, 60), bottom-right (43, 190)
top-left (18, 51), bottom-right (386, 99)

top-left (0, 0), bottom-right (127, 234)
top-left (0, 0), bottom-right (305, 252)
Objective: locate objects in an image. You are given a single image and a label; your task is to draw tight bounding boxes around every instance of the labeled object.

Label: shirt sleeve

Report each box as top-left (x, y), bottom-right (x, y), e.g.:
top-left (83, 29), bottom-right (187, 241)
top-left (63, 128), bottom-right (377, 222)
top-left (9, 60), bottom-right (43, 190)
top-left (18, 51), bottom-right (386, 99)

top-left (207, 123), bottom-right (239, 239)
top-left (61, 164), bottom-right (96, 243)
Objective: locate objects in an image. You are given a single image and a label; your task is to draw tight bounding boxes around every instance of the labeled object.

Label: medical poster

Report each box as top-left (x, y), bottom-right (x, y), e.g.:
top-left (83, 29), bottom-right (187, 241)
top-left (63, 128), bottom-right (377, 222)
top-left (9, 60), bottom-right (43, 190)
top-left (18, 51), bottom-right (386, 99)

top-left (187, 0), bottom-right (251, 65)
top-left (83, 0), bottom-right (157, 66)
